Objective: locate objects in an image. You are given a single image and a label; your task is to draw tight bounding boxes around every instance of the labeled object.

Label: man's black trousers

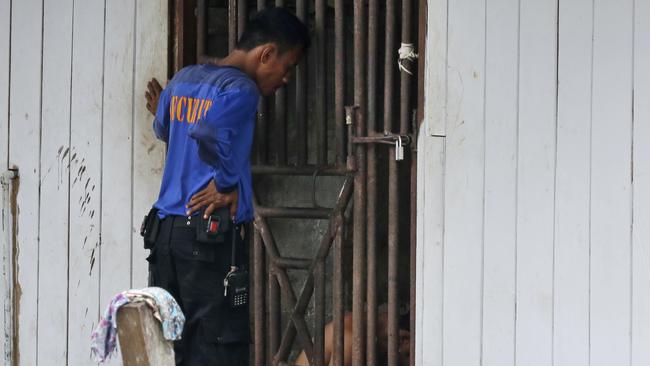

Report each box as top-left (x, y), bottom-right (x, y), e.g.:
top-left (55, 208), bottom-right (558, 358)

top-left (147, 214), bottom-right (250, 365)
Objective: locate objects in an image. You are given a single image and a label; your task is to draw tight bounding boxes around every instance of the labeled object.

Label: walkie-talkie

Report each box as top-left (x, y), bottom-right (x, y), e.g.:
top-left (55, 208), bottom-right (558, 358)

top-left (223, 224), bottom-right (249, 309)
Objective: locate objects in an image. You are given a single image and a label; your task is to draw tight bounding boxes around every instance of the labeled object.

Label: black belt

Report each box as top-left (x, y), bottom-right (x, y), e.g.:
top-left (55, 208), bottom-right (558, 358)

top-left (170, 215), bottom-right (200, 228)
top-left (167, 207), bottom-right (234, 235)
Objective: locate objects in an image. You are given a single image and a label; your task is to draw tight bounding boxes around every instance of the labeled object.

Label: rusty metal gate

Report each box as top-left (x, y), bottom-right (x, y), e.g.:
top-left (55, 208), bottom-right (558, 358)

top-left (171, 1), bottom-right (424, 365)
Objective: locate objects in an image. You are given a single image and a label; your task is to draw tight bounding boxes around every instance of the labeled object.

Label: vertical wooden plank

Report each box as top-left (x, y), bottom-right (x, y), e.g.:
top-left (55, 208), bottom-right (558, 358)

top-left (100, 0), bottom-right (135, 317)
top-left (553, 0), bottom-right (592, 365)
top-left (590, 0), bottom-right (633, 364)
top-left (481, 0), bottom-right (518, 363)
top-left (100, 2), bottom-right (136, 364)
top-left (424, 0), bottom-right (447, 136)
top-left (442, 0), bottom-right (485, 363)
top-left (132, 0), bottom-right (167, 288)
top-left (67, 0), bottom-right (105, 364)
top-left (116, 303), bottom-right (175, 366)
top-left (37, 0), bottom-right (73, 364)
top-left (8, 0), bottom-right (43, 363)
top-left (0, 172), bottom-right (15, 365)
top-left (415, 134), bottom-right (445, 366)
top-left (0, 1), bottom-right (12, 357)
top-left (632, 0), bottom-right (650, 364)
top-left (0, 0), bottom-right (9, 169)
top-left (515, 0), bottom-right (557, 364)
top-left (0, 1), bottom-right (11, 359)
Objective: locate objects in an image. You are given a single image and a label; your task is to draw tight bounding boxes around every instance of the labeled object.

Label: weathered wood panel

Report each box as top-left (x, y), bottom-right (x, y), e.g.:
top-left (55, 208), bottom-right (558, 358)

top-left (67, 0), bottom-right (105, 363)
top-left (100, 2), bottom-right (138, 364)
top-left (37, 0), bottom-right (74, 364)
top-left (0, 0), bottom-right (12, 360)
top-left (442, 0), bottom-right (485, 363)
top-left (132, 0), bottom-right (167, 289)
top-left (415, 133), bottom-right (444, 366)
top-left (8, 0), bottom-right (43, 364)
top-left (632, 1), bottom-right (650, 365)
top-left (423, 0), bottom-right (447, 136)
top-left (514, 1), bottom-right (557, 364)
top-left (4, 0), bottom-right (168, 363)
top-left (481, 0), bottom-right (518, 363)
top-left (0, 0), bottom-right (9, 169)
top-left (590, 0), bottom-right (634, 365)
top-left (552, 0), bottom-right (593, 364)
top-left (0, 171), bottom-right (15, 364)
top-left (100, 0), bottom-right (136, 319)
top-left (418, 0), bottom-right (646, 365)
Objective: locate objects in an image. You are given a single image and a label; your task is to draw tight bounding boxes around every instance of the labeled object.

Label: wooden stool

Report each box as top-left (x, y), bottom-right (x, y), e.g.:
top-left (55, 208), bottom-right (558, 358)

top-left (116, 302), bottom-right (175, 366)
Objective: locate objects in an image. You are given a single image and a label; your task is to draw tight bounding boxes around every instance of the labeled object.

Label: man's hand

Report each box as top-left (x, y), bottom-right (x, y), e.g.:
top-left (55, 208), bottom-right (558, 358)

top-left (186, 180), bottom-right (239, 219)
top-left (145, 78), bottom-right (163, 116)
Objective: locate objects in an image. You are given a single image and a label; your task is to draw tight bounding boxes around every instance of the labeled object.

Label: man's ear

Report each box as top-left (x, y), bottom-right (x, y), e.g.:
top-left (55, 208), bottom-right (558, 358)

top-left (260, 44), bottom-right (277, 64)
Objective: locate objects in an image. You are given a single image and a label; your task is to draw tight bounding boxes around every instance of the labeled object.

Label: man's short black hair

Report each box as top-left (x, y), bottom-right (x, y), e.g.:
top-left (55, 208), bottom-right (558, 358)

top-left (236, 6), bottom-right (311, 54)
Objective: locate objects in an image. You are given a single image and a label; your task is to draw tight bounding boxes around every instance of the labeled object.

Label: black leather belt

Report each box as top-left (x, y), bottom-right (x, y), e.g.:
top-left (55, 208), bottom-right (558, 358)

top-left (170, 215), bottom-right (200, 228)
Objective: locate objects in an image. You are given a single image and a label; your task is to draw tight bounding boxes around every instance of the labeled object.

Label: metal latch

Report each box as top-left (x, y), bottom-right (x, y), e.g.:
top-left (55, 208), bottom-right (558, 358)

top-left (350, 133), bottom-right (412, 161)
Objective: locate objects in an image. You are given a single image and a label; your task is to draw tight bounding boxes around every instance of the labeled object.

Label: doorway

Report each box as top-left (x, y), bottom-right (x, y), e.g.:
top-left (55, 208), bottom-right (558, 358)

top-left (171, 1), bottom-right (424, 364)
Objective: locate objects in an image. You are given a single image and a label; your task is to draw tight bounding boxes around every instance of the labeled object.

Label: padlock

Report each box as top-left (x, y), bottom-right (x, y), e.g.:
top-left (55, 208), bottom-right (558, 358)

top-left (395, 136), bottom-right (404, 161)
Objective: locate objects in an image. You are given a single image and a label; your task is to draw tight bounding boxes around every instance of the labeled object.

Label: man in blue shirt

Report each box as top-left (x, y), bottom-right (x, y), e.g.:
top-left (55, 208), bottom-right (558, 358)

top-left (143, 7), bottom-right (309, 365)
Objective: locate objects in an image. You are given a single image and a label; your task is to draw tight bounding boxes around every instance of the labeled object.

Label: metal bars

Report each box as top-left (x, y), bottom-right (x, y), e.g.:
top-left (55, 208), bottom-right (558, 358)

top-left (295, 0), bottom-right (308, 166)
top-left (273, 0), bottom-right (287, 165)
top-left (237, 0), bottom-right (247, 39)
top-left (268, 261), bottom-right (281, 364)
top-left (352, 2), bottom-right (368, 366)
top-left (334, 0), bottom-right (346, 165)
top-left (254, 231), bottom-right (266, 366)
top-left (331, 215), bottom-right (344, 366)
top-left (173, 0), bottom-right (197, 72)
top-left (366, 1), bottom-right (379, 363)
top-left (228, 0), bottom-right (237, 52)
top-left (391, 2), bottom-right (414, 364)
top-left (315, 0), bottom-right (327, 165)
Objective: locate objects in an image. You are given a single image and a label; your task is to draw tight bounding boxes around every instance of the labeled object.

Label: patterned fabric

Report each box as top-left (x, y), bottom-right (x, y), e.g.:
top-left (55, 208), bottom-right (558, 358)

top-left (90, 287), bottom-right (185, 363)
top-left (90, 292), bottom-right (130, 362)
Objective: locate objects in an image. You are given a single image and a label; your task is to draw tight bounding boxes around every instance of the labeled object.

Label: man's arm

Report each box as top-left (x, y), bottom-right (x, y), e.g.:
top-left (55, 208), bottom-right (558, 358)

top-left (186, 86), bottom-right (259, 217)
top-left (188, 87), bottom-right (259, 192)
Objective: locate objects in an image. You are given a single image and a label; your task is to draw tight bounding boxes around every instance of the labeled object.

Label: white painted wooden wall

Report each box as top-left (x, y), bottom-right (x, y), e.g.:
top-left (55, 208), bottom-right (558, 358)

top-left (0, 0), bottom-right (167, 364)
top-left (416, 0), bottom-right (650, 365)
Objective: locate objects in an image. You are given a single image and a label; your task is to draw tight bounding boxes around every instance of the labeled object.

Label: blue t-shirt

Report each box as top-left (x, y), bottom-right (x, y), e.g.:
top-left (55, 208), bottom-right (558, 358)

top-left (152, 64), bottom-right (260, 223)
